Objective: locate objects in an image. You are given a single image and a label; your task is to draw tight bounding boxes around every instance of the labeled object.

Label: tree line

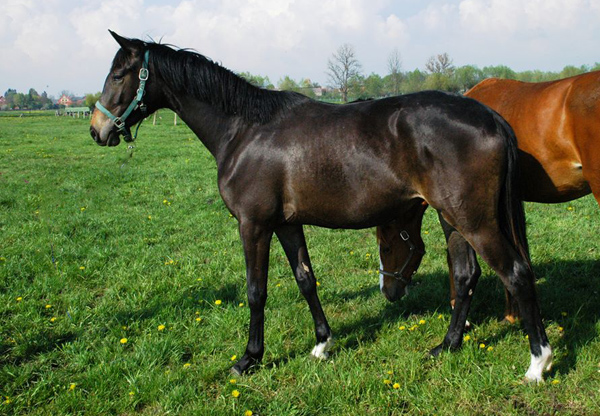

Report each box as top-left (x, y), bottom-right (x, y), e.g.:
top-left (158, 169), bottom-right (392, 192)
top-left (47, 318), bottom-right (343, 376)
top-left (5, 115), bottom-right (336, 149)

top-left (242, 45), bottom-right (600, 103)
top-left (4, 45), bottom-right (599, 110)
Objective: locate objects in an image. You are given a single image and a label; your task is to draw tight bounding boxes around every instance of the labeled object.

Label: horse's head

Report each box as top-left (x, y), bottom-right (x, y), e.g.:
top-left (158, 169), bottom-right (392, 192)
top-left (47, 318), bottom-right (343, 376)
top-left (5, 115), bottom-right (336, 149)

top-left (377, 203), bottom-right (427, 302)
top-left (90, 31), bottom-right (154, 146)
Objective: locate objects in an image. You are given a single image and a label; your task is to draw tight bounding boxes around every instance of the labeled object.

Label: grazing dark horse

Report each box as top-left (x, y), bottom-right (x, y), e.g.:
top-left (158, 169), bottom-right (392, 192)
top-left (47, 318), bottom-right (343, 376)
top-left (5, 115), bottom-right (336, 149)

top-left (381, 73), bottom-right (600, 327)
top-left (90, 31), bottom-right (551, 381)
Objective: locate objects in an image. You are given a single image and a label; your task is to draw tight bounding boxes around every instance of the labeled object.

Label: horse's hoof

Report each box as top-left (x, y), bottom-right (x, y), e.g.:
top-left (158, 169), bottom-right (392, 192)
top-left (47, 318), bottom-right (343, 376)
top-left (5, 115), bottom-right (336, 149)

top-left (429, 344), bottom-right (444, 357)
top-left (231, 354), bottom-right (260, 375)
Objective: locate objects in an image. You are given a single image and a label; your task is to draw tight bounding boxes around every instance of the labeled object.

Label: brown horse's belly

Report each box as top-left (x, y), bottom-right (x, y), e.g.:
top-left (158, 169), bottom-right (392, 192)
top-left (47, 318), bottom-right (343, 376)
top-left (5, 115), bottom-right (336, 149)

top-left (519, 151), bottom-right (590, 203)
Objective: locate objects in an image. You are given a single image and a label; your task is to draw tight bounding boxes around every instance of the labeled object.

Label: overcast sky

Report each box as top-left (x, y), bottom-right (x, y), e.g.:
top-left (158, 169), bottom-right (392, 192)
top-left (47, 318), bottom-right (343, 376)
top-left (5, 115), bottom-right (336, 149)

top-left (2, 0), bottom-right (600, 98)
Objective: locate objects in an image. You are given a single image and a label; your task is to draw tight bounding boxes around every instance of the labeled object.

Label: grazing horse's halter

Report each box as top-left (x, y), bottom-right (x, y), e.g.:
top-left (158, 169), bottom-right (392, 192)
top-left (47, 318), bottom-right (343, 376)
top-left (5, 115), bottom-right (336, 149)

top-left (95, 50), bottom-right (150, 143)
top-left (379, 230), bottom-right (423, 286)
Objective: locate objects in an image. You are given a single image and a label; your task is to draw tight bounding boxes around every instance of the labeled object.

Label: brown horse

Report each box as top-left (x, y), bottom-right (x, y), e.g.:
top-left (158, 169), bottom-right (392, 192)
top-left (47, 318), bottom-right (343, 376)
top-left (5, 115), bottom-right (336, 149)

top-left (90, 31), bottom-right (551, 381)
top-left (379, 72), bottom-right (600, 325)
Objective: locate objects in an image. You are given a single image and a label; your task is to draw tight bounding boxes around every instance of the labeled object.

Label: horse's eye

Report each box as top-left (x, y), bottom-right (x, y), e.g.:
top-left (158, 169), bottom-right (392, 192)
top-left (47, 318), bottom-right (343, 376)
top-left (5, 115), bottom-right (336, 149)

top-left (112, 73), bottom-right (124, 82)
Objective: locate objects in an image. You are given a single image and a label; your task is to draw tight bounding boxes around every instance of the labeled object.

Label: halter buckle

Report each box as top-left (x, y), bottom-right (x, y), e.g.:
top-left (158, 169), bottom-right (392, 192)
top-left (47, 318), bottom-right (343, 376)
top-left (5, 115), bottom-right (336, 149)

top-left (114, 117), bottom-right (125, 130)
top-left (139, 67), bottom-right (149, 81)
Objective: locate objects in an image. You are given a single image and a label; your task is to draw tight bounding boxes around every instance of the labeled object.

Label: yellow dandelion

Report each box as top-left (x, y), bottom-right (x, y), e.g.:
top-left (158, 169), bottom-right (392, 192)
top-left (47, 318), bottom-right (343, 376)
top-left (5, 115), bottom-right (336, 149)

top-left (399, 325), bottom-right (406, 330)
top-left (183, 363), bottom-right (191, 369)
top-left (464, 335), bottom-right (471, 341)
top-left (230, 379), bottom-right (237, 384)
top-left (79, 266), bottom-right (85, 270)
top-left (365, 253), bottom-right (371, 258)
top-left (244, 411), bottom-right (253, 416)
top-left (567, 206), bottom-right (574, 211)
top-left (122, 326), bottom-right (128, 330)
top-left (4, 398), bottom-right (11, 404)
top-left (239, 302), bottom-right (244, 307)
top-left (215, 299), bottom-right (222, 305)
top-left (551, 379), bottom-right (560, 385)
top-left (316, 281), bottom-right (321, 286)
top-left (479, 343), bottom-right (486, 349)
top-left (80, 207), bottom-right (86, 212)
top-left (157, 324), bottom-right (166, 331)
top-left (419, 319), bottom-right (426, 325)
top-left (276, 283), bottom-right (281, 287)
top-left (232, 390), bottom-right (240, 398)
top-left (69, 383), bottom-right (76, 391)
top-left (487, 346), bottom-right (494, 352)
top-left (393, 383), bottom-right (400, 389)
top-left (50, 317), bottom-right (56, 322)
top-left (120, 338), bottom-right (128, 344)
top-left (438, 314), bottom-right (443, 319)
top-left (148, 215), bottom-right (152, 220)
top-left (350, 251), bottom-right (354, 255)
top-left (558, 326), bottom-right (564, 332)
top-left (45, 304), bottom-right (52, 309)
top-left (231, 355), bottom-right (237, 361)
top-left (387, 370), bottom-right (393, 375)
top-left (561, 311), bottom-right (568, 317)
top-left (129, 391), bottom-right (135, 396)
top-left (16, 297), bottom-right (22, 302)
top-left (383, 379), bottom-right (392, 385)
top-left (196, 317), bottom-right (202, 322)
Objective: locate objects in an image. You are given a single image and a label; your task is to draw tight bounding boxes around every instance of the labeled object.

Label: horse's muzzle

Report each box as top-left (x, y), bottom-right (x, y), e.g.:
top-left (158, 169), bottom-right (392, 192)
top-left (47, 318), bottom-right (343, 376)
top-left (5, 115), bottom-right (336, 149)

top-left (90, 125), bottom-right (121, 147)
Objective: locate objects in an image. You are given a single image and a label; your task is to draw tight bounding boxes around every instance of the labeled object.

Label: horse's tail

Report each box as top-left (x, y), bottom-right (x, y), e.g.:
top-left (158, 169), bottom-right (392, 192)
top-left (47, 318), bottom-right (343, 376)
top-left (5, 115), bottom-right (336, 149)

top-left (494, 112), bottom-right (532, 269)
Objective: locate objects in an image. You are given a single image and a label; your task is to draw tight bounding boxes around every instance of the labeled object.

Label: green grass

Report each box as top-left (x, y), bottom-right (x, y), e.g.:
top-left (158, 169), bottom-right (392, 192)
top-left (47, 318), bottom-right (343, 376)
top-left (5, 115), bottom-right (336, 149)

top-left (0, 112), bottom-right (599, 415)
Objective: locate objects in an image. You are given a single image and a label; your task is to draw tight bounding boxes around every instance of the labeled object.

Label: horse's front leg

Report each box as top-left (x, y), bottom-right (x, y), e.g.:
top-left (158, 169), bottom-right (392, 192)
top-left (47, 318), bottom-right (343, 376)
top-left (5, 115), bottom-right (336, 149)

top-left (231, 220), bottom-right (273, 375)
top-left (431, 215), bottom-right (481, 356)
top-left (275, 225), bottom-right (333, 359)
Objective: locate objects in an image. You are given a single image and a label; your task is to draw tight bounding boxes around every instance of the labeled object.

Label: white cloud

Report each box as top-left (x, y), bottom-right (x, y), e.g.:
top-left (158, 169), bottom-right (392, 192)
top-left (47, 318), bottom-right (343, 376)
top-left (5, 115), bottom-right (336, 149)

top-left (1, 0), bottom-right (599, 97)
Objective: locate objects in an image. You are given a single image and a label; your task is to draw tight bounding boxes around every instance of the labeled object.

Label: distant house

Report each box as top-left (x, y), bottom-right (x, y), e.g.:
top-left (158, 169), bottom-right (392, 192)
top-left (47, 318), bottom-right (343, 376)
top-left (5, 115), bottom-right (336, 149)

top-left (0, 96), bottom-right (6, 108)
top-left (57, 94), bottom-right (73, 107)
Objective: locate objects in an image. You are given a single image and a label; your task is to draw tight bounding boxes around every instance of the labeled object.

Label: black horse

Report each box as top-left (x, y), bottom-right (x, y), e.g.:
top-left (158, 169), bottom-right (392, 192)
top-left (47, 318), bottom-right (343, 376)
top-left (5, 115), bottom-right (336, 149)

top-left (90, 31), bottom-right (551, 381)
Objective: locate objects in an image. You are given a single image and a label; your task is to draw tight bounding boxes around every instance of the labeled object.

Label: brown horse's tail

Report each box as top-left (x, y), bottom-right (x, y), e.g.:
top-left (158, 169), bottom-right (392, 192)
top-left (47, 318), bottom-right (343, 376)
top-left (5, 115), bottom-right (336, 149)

top-left (494, 112), bottom-right (532, 269)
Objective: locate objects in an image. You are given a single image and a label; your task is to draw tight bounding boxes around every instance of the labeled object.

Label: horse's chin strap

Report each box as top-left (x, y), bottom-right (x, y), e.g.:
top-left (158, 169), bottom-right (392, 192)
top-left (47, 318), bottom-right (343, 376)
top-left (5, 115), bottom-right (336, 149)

top-left (95, 50), bottom-right (150, 143)
top-left (379, 230), bottom-right (422, 286)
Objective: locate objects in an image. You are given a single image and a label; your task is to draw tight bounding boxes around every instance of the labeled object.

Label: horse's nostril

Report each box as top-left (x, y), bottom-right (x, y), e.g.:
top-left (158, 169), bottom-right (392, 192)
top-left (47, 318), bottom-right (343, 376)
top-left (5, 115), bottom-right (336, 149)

top-left (90, 126), bottom-right (99, 142)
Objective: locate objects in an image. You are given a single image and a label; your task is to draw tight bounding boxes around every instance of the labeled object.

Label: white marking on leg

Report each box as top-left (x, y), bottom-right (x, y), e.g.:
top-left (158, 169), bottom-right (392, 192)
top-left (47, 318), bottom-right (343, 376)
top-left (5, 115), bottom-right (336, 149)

top-left (525, 344), bottom-right (552, 382)
top-left (311, 337), bottom-right (334, 360)
top-left (451, 304), bottom-right (471, 330)
top-left (379, 259), bottom-right (385, 292)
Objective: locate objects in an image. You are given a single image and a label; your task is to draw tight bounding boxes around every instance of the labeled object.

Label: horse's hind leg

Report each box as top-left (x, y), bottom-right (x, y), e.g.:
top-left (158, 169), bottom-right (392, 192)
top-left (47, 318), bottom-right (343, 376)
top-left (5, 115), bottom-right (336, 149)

top-left (275, 225), bottom-right (333, 359)
top-left (431, 214), bottom-right (481, 355)
top-left (440, 212), bottom-right (518, 327)
top-left (463, 225), bottom-right (552, 382)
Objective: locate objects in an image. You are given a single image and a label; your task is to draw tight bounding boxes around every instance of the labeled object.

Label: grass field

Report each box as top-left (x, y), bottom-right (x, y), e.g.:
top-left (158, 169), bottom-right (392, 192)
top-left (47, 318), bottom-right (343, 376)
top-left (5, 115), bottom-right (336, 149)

top-left (0, 111), bottom-right (599, 415)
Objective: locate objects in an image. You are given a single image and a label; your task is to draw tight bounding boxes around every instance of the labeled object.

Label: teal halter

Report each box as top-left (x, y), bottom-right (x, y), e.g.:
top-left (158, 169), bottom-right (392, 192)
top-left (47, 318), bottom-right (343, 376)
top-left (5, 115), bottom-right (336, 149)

top-left (95, 50), bottom-right (150, 142)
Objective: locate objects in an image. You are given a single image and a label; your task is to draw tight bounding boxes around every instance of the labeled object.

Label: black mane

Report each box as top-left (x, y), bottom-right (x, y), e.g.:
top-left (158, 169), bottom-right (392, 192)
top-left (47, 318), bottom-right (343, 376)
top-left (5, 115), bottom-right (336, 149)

top-left (142, 42), bottom-right (307, 124)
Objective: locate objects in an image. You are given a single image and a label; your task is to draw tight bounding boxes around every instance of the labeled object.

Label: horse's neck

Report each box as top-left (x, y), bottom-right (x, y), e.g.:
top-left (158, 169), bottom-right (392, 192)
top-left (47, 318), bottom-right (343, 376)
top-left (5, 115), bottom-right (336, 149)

top-left (164, 93), bottom-right (245, 161)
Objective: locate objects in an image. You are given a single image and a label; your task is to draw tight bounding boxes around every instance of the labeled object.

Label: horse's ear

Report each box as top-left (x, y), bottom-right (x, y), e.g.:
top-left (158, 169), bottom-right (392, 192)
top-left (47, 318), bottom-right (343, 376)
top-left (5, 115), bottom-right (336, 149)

top-left (108, 30), bottom-right (142, 55)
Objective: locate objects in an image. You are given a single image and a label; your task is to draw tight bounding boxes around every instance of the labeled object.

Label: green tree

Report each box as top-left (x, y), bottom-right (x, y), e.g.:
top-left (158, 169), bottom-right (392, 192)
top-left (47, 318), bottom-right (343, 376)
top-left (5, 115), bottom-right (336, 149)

top-left (453, 65), bottom-right (484, 92)
top-left (85, 92), bottom-right (102, 109)
top-left (402, 69), bottom-right (427, 93)
top-left (482, 65), bottom-right (516, 79)
top-left (238, 72), bottom-right (274, 89)
top-left (363, 73), bottom-right (384, 98)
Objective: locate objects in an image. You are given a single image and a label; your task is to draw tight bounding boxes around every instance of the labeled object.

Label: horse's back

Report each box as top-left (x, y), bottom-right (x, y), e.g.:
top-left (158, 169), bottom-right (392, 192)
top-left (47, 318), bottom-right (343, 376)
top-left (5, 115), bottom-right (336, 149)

top-left (466, 73), bottom-right (600, 202)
